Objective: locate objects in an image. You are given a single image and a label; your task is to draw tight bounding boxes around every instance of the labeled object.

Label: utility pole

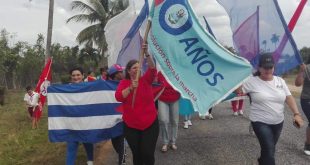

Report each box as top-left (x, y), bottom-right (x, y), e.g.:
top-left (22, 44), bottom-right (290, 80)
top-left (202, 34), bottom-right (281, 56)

top-left (45, 0), bottom-right (54, 64)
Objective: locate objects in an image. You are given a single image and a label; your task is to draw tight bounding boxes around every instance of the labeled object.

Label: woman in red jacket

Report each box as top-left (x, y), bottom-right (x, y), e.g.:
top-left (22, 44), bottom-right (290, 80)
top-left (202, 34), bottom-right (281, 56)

top-left (115, 46), bottom-right (158, 165)
top-left (157, 71), bottom-right (180, 152)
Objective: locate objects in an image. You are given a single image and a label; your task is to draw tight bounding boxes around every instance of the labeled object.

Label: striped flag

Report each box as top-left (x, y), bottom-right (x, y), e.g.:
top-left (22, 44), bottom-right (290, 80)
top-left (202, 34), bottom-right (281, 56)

top-left (47, 80), bottom-right (123, 143)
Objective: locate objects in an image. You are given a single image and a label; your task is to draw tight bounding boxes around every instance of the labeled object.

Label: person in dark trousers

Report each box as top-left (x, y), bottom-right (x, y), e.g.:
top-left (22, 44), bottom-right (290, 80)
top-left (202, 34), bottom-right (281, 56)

top-left (295, 57), bottom-right (310, 156)
top-left (108, 64), bottom-right (126, 165)
top-left (240, 53), bottom-right (304, 165)
top-left (115, 44), bottom-right (159, 165)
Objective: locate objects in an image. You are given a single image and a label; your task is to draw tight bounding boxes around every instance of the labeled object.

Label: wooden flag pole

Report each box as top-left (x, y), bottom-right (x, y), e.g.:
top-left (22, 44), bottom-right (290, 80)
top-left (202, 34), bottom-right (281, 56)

top-left (132, 20), bottom-right (152, 107)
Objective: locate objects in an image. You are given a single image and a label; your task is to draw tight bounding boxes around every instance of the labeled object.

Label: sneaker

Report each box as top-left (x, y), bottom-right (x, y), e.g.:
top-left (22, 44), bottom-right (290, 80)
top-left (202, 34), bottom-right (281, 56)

top-left (233, 112), bottom-right (238, 116)
top-left (304, 143), bottom-right (310, 156)
top-left (171, 144), bottom-right (177, 150)
top-left (184, 121), bottom-right (189, 129)
top-left (87, 161), bottom-right (94, 165)
top-left (161, 144), bottom-right (168, 152)
top-left (208, 114), bottom-right (214, 120)
top-left (239, 110), bottom-right (244, 115)
top-left (187, 120), bottom-right (192, 126)
top-left (199, 115), bottom-right (206, 120)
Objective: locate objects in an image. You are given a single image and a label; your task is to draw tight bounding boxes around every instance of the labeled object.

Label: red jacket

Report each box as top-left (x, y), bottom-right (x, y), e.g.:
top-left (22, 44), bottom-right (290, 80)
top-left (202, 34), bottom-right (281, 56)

top-left (115, 68), bottom-right (157, 130)
top-left (157, 72), bottom-right (180, 102)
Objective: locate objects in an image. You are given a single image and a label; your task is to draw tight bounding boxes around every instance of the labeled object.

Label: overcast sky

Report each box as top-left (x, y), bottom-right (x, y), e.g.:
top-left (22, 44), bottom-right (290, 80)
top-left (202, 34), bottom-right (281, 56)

top-left (0, 0), bottom-right (309, 49)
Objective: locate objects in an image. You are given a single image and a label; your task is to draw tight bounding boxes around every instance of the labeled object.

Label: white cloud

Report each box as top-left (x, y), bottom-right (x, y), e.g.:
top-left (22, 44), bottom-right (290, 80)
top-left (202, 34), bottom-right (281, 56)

top-left (0, 0), bottom-right (309, 49)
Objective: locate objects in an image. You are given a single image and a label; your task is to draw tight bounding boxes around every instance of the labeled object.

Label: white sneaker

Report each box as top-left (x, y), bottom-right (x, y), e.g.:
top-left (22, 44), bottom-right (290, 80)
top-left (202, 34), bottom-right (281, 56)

top-left (304, 150), bottom-right (310, 156)
top-left (184, 121), bottom-right (189, 129)
top-left (239, 110), bottom-right (244, 115)
top-left (87, 161), bottom-right (94, 165)
top-left (187, 120), bottom-right (192, 126)
top-left (199, 115), bottom-right (206, 120)
top-left (304, 143), bottom-right (310, 156)
top-left (208, 114), bottom-right (214, 120)
top-left (233, 112), bottom-right (238, 116)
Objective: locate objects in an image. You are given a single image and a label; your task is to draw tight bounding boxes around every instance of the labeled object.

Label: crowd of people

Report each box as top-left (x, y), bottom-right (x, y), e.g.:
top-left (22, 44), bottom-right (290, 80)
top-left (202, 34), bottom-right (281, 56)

top-left (23, 48), bottom-right (310, 165)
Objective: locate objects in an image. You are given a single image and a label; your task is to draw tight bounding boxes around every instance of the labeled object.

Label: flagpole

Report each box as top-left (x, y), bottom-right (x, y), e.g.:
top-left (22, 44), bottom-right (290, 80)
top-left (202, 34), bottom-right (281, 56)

top-left (132, 20), bottom-right (152, 107)
top-left (273, 0), bottom-right (307, 63)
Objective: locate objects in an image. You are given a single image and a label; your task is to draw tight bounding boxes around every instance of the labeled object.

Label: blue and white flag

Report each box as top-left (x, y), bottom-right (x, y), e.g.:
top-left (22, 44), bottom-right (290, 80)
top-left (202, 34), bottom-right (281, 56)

top-left (148, 0), bottom-right (252, 115)
top-left (116, 0), bottom-right (149, 68)
top-left (105, 0), bottom-right (136, 66)
top-left (47, 80), bottom-right (122, 143)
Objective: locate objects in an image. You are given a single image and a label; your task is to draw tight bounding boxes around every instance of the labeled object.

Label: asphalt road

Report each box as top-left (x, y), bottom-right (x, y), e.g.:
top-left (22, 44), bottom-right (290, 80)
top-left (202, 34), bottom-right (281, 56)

top-left (101, 98), bottom-right (310, 165)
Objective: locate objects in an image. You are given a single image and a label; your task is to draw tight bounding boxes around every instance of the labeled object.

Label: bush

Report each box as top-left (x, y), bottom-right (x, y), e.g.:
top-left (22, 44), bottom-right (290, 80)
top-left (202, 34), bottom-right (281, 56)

top-left (0, 86), bottom-right (5, 105)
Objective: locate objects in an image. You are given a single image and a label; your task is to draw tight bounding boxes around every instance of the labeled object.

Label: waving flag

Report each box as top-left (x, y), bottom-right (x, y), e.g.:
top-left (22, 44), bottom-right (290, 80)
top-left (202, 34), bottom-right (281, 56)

top-left (217, 0), bottom-right (302, 75)
top-left (47, 80), bottom-right (122, 143)
top-left (232, 8), bottom-right (259, 66)
top-left (35, 57), bottom-right (52, 119)
top-left (116, 0), bottom-right (149, 67)
top-left (148, 0), bottom-right (252, 114)
top-left (105, 0), bottom-right (136, 66)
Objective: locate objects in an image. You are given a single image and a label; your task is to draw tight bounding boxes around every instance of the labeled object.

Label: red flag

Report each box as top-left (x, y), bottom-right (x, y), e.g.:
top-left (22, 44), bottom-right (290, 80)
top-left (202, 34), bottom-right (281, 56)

top-left (35, 58), bottom-right (52, 118)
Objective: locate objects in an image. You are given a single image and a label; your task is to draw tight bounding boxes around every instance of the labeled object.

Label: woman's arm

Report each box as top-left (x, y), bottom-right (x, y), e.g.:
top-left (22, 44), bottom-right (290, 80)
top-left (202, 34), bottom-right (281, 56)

top-left (295, 64), bottom-right (306, 87)
top-left (285, 95), bottom-right (304, 128)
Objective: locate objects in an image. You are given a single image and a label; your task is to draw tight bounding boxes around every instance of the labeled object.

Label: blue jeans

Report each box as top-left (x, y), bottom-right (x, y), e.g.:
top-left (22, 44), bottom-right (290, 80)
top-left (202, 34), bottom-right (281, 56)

top-left (252, 121), bottom-right (283, 165)
top-left (66, 142), bottom-right (93, 165)
top-left (158, 100), bottom-right (179, 145)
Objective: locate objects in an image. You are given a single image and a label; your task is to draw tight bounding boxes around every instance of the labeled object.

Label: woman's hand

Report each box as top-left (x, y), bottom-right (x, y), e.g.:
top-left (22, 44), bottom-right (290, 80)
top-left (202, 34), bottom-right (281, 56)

top-left (293, 114), bottom-right (304, 128)
top-left (131, 80), bottom-right (138, 88)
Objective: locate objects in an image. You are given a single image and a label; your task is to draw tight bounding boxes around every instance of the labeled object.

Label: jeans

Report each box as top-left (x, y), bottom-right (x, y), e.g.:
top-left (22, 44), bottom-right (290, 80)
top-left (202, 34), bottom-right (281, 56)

top-left (158, 100), bottom-right (179, 145)
top-left (124, 119), bottom-right (159, 165)
top-left (301, 99), bottom-right (310, 127)
top-left (66, 142), bottom-right (93, 165)
top-left (252, 121), bottom-right (283, 165)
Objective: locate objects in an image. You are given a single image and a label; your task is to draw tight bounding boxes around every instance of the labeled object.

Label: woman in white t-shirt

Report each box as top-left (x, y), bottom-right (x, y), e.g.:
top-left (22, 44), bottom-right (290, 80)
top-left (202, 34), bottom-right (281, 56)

top-left (240, 53), bottom-right (304, 165)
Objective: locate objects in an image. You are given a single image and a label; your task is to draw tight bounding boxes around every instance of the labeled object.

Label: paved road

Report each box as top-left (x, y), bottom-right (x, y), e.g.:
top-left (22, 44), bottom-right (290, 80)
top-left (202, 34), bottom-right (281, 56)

top-left (101, 99), bottom-right (310, 165)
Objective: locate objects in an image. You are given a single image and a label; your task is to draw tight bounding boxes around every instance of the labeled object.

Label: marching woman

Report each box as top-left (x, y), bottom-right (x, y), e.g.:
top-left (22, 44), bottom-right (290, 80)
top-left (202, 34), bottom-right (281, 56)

top-left (295, 58), bottom-right (310, 155)
top-left (115, 44), bottom-right (159, 165)
top-left (240, 53), bottom-right (303, 165)
top-left (66, 67), bottom-right (94, 165)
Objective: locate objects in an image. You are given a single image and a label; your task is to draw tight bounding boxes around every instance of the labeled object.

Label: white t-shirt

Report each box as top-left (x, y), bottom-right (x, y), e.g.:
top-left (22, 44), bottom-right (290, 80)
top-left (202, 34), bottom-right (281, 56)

top-left (242, 76), bottom-right (291, 124)
top-left (24, 92), bottom-right (39, 107)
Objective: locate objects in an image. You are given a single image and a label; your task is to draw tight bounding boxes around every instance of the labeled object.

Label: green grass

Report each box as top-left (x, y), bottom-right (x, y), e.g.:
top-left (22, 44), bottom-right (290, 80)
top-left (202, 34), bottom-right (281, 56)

top-left (0, 90), bottom-right (87, 165)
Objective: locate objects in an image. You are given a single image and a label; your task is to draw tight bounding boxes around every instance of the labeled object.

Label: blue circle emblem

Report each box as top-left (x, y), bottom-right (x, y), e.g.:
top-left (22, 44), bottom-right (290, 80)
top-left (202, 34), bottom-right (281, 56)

top-left (159, 1), bottom-right (192, 35)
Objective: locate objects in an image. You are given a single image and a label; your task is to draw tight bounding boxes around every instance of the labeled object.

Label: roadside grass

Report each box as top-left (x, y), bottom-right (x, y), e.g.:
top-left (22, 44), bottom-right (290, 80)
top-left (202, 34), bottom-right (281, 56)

top-left (0, 90), bottom-right (87, 165)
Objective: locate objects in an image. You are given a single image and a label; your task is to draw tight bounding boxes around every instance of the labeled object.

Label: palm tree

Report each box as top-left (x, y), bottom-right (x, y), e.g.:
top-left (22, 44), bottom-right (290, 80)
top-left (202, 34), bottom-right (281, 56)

top-left (46, 0), bottom-right (54, 63)
top-left (262, 40), bottom-right (267, 52)
top-left (67, 0), bottom-right (128, 66)
top-left (270, 33), bottom-right (280, 50)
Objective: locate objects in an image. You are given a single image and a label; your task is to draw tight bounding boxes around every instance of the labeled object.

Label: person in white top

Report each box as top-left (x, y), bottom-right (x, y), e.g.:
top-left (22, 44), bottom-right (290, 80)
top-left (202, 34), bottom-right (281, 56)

top-left (239, 53), bottom-right (304, 165)
top-left (23, 86), bottom-right (40, 129)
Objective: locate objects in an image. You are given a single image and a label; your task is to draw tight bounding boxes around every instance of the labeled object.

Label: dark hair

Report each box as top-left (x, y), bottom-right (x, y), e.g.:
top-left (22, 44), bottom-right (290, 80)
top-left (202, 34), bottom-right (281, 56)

top-left (125, 60), bottom-right (139, 79)
top-left (26, 86), bottom-right (32, 91)
top-left (87, 71), bottom-right (93, 75)
top-left (100, 66), bottom-right (108, 73)
top-left (69, 67), bottom-right (84, 75)
top-left (254, 52), bottom-right (274, 76)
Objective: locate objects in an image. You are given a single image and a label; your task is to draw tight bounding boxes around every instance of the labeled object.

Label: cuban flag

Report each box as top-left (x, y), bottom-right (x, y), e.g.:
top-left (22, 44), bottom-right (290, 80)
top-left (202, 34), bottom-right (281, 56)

top-left (47, 80), bottom-right (122, 143)
top-left (148, 0), bottom-right (252, 115)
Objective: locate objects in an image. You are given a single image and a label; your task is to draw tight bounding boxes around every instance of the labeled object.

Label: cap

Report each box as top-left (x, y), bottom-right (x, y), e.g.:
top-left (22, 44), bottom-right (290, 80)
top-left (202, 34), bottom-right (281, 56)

top-left (108, 64), bottom-right (124, 75)
top-left (259, 54), bottom-right (274, 69)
